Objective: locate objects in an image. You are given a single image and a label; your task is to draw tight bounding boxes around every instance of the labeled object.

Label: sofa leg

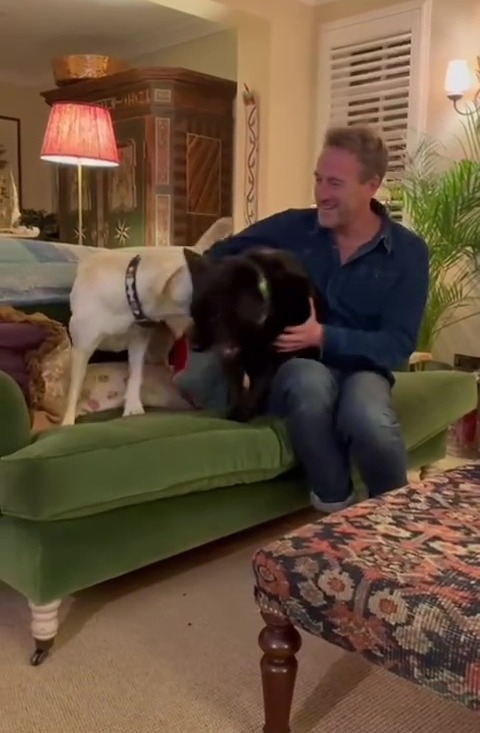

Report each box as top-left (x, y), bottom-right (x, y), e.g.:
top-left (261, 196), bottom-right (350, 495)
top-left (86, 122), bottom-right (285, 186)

top-left (28, 599), bottom-right (61, 666)
top-left (419, 462), bottom-right (440, 480)
top-left (258, 611), bottom-right (302, 733)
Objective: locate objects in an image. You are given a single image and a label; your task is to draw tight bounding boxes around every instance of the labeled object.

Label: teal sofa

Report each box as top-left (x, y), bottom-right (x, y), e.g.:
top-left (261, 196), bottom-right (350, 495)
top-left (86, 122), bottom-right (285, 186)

top-left (0, 366), bottom-right (477, 665)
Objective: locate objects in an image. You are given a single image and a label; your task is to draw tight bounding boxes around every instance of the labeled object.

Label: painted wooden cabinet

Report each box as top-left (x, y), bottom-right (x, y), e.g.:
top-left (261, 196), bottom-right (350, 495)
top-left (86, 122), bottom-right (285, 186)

top-left (41, 67), bottom-right (236, 247)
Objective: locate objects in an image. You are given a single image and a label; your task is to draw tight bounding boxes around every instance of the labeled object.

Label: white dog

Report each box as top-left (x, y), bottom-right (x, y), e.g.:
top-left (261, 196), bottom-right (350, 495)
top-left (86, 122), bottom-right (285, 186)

top-left (61, 218), bottom-right (232, 426)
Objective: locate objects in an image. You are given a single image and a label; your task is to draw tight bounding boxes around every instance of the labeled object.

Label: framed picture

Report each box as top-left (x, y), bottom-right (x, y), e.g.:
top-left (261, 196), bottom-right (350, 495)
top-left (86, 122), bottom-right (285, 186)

top-left (0, 115), bottom-right (21, 208)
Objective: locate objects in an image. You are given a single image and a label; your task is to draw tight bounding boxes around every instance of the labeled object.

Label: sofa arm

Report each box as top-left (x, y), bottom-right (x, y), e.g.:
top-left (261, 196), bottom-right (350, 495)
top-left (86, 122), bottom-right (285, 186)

top-left (0, 371), bottom-right (31, 457)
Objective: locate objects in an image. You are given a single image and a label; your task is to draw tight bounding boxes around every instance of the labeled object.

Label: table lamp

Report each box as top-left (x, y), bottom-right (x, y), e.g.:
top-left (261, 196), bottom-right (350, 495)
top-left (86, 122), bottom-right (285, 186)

top-left (40, 102), bottom-right (119, 244)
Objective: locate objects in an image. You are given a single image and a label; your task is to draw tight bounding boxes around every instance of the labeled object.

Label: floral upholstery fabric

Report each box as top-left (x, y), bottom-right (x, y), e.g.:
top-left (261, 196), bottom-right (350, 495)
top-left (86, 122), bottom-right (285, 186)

top-left (253, 465), bottom-right (480, 711)
top-left (77, 362), bottom-right (191, 416)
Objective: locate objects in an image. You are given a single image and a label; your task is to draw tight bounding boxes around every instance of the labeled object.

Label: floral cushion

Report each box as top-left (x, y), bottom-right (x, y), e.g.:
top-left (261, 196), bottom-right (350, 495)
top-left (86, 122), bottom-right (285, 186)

top-left (252, 465), bottom-right (480, 711)
top-left (76, 362), bottom-right (191, 416)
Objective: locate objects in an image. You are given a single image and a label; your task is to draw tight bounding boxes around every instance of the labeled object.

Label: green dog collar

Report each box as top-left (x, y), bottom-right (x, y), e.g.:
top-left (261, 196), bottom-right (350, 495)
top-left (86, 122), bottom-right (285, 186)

top-left (258, 275), bottom-right (269, 300)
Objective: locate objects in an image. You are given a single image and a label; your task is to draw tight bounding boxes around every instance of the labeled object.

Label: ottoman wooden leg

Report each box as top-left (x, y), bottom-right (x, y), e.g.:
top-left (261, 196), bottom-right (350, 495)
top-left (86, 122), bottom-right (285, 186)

top-left (420, 462), bottom-right (440, 480)
top-left (258, 611), bottom-right (302, 733)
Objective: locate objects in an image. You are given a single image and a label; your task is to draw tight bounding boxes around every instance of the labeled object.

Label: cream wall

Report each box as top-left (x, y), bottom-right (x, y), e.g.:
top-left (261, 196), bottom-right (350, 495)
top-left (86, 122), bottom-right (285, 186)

top-left (133, 29), bottom-right (237, 80)
top-left (134, 5), bottom-right (317, 227)
top-left (0, 81), bottom-right (53, 212)
top-left (231, 4), bottom-right (317, 225)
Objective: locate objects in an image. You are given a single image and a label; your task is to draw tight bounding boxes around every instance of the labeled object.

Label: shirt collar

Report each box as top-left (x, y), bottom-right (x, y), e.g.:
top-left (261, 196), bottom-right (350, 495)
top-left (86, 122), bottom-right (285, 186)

top-left (370, 198), bottom-right (392, 252)
top-left (311, 197), bottom-right (393, 253)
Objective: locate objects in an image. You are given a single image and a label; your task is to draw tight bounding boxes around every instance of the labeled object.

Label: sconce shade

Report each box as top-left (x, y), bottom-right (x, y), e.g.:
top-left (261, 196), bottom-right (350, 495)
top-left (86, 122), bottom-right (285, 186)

top-left (40, 102), bottom-right (119, 167)
top-left (444, 59), bottom-right (472, 97)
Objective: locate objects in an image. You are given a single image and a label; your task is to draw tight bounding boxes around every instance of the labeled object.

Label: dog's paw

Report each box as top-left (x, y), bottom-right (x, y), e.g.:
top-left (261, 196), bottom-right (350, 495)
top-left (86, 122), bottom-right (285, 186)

top-left (61, 412), bottom-right (77, 427)
top-left (122, 403), bottom-right (145, 417)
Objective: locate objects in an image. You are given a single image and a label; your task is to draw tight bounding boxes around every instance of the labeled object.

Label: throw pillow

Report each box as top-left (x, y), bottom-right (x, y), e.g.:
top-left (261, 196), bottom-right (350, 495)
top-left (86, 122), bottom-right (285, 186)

top-left (76, 362), bottom-right (192, 416)
top-left (0, 307), bottom-right (71, 430)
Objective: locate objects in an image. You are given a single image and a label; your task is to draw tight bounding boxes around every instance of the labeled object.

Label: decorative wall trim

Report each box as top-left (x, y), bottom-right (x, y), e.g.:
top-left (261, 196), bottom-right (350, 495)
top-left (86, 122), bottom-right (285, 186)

top-left (155, 118), bottom-right (171, 187)
top-left (186, 133), bottom-right (221, 217)
top-left (155, 194), bottom-right (171, 246)
top-left (242, 84), bottom-right (259, 227)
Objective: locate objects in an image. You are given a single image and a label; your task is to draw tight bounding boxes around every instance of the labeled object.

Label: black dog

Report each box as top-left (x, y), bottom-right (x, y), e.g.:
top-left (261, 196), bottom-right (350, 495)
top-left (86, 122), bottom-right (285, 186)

top-left (183, 246), bottom-right (324, 422)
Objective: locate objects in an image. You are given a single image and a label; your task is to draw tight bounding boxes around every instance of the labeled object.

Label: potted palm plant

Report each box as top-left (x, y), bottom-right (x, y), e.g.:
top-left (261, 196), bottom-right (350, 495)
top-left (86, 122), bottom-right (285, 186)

top-left (390, 116), bottom-right (480, 354)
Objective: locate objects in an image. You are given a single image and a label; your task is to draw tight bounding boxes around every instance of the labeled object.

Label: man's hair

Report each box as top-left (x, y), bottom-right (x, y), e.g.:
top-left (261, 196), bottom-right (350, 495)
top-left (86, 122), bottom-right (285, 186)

top-left (323, 125), bottom-right (389, 183)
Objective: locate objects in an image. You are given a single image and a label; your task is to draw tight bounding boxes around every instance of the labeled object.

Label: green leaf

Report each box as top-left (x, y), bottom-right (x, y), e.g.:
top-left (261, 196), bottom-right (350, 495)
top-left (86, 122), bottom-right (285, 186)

top-left (392, 121), bottom-right (480, 351)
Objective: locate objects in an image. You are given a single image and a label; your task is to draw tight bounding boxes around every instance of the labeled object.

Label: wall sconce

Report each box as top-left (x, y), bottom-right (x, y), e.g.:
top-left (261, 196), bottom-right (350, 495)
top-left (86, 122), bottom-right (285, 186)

top-left (444, 58), bottom-right (478, 116)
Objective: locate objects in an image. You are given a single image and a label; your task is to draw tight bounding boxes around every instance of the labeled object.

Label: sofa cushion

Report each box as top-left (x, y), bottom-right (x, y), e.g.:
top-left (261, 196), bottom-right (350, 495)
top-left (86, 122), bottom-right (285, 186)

top-left (0, 412), bottom-right (295, 521)
top-left (0, 369), bottom-right (476, 522)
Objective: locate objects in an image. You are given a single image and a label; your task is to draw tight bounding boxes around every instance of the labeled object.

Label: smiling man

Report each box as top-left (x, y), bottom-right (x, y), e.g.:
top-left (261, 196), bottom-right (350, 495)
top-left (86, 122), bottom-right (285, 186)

top-left (176, 125), bottom-right (430, 513)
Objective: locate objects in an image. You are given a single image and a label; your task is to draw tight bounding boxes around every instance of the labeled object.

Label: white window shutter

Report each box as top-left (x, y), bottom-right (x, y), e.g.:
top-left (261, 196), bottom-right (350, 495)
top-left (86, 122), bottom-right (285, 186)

top-left (318, 2), bottom-right (430, 221)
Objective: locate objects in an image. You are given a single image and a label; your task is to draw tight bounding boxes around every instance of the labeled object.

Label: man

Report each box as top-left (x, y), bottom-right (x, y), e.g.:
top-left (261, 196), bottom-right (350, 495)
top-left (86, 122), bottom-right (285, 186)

top-left (176, 125), bottom-right (429, 513)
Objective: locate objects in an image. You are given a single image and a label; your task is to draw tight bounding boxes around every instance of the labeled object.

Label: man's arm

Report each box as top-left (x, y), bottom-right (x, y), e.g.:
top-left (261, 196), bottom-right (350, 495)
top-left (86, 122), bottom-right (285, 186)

top-left (322, 238), bottom-right (430, 371)
top-left (206, 210), bottom-right (292, 260)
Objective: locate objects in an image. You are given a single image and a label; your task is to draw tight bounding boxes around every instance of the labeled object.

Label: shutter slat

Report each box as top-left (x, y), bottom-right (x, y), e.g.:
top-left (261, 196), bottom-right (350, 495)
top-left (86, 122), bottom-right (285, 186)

top-left (332, 49), bottom-right (411, 65)
top-left (332, 83), bottom-right (410, 105)
top-left (331, 65), bottom-right (410, 87)
top-left (331, 31), bottom-right (412, 57)
top-left (331, 102), bottom-right (409, 118)
top-left (331, 47), bottom-right (411, 69)
top-left (331, 48), bottom-right (411, 68)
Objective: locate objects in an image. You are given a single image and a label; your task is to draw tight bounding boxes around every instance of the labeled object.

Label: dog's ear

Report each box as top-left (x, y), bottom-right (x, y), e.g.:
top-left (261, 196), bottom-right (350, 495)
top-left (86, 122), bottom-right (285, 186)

top-left (183, 247), bottom-right (211, 291)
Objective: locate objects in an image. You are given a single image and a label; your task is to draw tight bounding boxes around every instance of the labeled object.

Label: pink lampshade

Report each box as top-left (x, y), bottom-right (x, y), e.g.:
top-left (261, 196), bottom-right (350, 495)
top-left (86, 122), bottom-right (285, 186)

top-left (40, 102), bottom-right (120, 167)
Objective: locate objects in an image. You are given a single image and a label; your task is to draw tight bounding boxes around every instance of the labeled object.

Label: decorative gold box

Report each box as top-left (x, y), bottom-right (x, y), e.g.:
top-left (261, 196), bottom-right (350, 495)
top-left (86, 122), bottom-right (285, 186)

top-left (51, 55), bottom-right (129, 86)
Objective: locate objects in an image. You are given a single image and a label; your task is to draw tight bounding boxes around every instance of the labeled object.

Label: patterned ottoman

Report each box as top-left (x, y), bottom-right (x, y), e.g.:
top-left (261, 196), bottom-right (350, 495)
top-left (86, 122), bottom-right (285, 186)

top-left (252, 465), bottom-right (480, 733)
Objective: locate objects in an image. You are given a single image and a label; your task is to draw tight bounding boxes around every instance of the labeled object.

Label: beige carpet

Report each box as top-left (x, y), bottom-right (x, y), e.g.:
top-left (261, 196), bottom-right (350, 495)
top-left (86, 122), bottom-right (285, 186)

top-left (1, 462), bottom-right (479, 733)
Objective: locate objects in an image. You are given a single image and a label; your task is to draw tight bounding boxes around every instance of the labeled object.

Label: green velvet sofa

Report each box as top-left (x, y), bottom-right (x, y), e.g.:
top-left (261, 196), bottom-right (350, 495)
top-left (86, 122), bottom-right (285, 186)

top-left (0, 366), bottom-right (476, 666)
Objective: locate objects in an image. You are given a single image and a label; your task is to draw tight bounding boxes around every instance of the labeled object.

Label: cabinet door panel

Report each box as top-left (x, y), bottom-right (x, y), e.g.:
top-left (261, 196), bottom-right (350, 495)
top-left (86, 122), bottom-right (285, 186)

top-left (102, 117), bottom-right (146, 248)
top-left (172, 111), bottom-right (233, 247)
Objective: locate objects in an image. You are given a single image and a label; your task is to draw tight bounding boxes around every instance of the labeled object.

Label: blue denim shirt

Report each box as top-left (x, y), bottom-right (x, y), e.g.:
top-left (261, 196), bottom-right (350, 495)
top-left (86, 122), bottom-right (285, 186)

top-left (207, 201), bottom-right (429, 379)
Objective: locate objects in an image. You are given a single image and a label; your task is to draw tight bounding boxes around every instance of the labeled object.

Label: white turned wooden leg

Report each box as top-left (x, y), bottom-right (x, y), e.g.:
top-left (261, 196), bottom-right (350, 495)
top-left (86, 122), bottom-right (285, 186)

top-left (28, 599), bottom-right (61, 666)
top-left (419, 463), bottom-right (440, 480)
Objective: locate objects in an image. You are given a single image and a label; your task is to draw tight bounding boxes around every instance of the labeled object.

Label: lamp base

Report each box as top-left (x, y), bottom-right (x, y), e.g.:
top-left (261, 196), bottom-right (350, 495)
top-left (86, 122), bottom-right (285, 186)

top-left (76, 161), bottom-right (83, 245)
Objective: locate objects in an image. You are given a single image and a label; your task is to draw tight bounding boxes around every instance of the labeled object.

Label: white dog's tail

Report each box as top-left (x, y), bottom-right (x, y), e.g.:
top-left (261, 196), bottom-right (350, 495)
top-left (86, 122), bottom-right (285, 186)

top-left (192, 217), bottom-right (233, 254)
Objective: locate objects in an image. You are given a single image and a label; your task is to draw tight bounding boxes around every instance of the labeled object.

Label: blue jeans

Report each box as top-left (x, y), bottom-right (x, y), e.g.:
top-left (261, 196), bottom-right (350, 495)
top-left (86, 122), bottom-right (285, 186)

top-left (175, 352), bottom-right (408, 510)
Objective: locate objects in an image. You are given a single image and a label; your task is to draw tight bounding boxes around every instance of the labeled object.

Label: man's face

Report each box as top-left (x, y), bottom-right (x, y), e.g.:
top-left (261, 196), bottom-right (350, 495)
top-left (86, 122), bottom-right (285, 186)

top-left (314, 146), bottom-right (380, 230)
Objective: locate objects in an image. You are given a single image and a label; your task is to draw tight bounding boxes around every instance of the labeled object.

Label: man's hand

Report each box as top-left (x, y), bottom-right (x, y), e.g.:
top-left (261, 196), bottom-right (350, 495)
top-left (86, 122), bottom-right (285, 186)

top-left (274, 298), bottom-right (323, 352)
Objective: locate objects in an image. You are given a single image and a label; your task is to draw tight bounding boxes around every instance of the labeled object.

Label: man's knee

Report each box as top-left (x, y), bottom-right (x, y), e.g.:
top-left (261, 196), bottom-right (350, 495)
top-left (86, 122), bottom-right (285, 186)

top-left (268, 358), bottom-right (338, 417)
top-left (336, 371), bottom-right (399, 442)
top-left (174, 348), bottom-right (228, 411)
